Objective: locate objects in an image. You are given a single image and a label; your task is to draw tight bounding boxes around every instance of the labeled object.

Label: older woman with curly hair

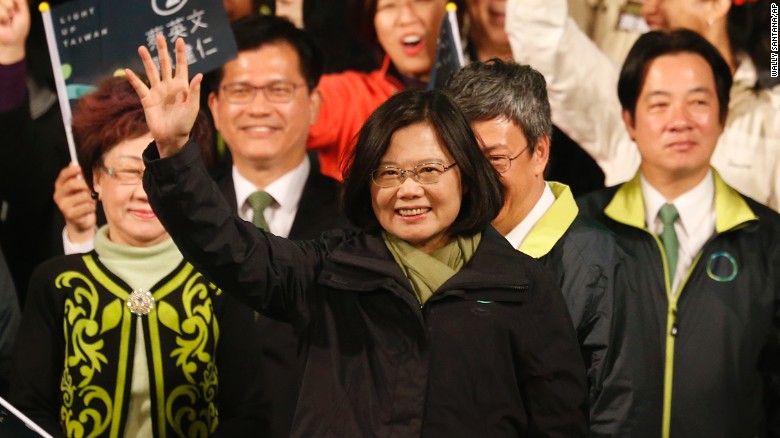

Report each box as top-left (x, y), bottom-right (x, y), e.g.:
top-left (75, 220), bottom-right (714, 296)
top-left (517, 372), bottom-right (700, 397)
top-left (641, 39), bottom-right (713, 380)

top-left (9, 76), bottom-right (267, 438)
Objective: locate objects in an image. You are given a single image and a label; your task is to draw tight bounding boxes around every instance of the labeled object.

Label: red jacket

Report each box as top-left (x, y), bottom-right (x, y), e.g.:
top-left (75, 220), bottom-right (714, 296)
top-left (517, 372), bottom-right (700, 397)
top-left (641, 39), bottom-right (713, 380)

top-left (307, 57), bottom-right (402, 180)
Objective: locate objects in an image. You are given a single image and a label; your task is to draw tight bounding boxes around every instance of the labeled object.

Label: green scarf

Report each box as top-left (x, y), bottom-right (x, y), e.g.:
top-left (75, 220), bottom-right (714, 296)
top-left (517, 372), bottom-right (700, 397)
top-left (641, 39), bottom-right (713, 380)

top-left (383, 231), bottom-right (481, 304)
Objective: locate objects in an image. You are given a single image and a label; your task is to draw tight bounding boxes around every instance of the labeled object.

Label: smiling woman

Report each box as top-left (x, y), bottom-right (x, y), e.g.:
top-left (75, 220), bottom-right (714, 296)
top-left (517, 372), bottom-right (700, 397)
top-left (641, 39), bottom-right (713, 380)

top-left (130, 35), bottom-right (589, 436)
top-left (8, 77), bottom-right (268, 438)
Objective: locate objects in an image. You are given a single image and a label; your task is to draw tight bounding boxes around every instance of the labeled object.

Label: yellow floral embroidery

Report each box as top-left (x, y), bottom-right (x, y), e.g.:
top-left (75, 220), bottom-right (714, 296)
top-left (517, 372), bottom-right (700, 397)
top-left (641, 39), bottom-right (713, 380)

top-left (164, 273), bottom-right (221, 435)
top-left (57, 270), bottom-right (114, 437)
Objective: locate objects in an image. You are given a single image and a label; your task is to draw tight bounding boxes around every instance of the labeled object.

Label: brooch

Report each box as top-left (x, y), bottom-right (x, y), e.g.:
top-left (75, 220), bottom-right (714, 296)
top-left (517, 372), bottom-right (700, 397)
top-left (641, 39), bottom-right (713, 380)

top-left (127, 289), bottom-right (154, 316)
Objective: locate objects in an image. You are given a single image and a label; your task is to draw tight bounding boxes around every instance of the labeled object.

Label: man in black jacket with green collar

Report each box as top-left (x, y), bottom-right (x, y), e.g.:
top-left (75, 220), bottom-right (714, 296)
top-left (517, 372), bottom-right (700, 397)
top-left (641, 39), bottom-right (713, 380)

top-left (577, 29), bottom-right (780, 437)
top-left (448, 59), bottom-right (661, 437)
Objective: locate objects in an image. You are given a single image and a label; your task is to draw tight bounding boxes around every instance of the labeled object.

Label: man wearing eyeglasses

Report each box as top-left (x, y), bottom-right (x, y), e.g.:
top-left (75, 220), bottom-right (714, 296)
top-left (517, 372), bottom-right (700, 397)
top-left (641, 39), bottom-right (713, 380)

top-left (448, 59), bottom-right (662, 437)
top-left (202, 15), bottom-right (351, 438)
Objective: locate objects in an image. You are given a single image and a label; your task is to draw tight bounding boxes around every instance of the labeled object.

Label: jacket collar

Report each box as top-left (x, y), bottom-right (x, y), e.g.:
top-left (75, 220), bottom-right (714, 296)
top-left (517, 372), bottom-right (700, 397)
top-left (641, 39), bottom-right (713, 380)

top-left (322, 227), bottom-right (532, 294)
top-left (604, 169), bottom-right (757, 233)
top-left (519, 182), bottom-right (578, 258)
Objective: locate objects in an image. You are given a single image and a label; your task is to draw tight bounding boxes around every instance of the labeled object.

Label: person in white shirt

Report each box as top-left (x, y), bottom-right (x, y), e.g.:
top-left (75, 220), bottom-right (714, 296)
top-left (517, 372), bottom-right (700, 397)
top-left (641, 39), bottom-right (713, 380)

top-left (506, 0), bottom-right (780, 211)
top-left (577, 29), bottom-right (780, 437)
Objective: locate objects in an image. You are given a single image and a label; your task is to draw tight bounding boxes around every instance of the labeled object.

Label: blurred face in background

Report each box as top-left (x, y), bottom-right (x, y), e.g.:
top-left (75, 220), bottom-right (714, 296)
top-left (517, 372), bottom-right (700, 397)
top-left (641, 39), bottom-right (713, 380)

top-left (641, 0), bottom-right (720, 33)
top-left (465, 0), bottom-right (510, 59)
top-left (472, 117), bottom-right (548, 233)
top-left (374, 0), bottom-right (447, 82)
top-left (209, 42), bottom-right (320, 176)
top-left (223, 0), bottom-right (254, 21)
top-left (93, 133), bottom-right (169, 247)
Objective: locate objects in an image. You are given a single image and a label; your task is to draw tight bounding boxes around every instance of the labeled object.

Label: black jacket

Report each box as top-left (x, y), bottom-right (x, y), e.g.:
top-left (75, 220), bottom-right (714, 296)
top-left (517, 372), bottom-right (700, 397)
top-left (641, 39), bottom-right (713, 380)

top-left (0, 90), bottom-right (69, 304)
top-left (144, 141), bottom-right (589, 437)
top-left (521, 183), bottom-right (662, 437)
top-left (578, 172), bottom-right (780, 438)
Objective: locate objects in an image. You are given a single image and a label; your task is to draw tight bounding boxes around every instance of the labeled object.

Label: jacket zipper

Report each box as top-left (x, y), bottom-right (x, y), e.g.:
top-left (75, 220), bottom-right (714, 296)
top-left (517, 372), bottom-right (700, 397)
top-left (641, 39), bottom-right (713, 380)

top-left (651, 233), bottom-right (701, 438)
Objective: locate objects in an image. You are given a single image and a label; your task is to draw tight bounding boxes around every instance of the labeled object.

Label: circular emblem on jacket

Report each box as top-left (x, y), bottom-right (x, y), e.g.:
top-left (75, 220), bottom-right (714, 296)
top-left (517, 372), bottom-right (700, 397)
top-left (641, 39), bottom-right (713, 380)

top-left (706, 251), bottom-right (738, 282)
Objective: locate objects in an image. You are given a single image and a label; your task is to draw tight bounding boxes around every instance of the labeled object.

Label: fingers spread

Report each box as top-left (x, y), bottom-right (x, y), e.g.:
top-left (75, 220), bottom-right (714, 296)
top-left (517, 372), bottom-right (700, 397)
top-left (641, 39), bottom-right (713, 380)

top-left (174, 37), bottom-right (189, 81)
top-left (157, 33), bottom-right (173, 80)
top-left (125, 68), bottom-right (150, 100)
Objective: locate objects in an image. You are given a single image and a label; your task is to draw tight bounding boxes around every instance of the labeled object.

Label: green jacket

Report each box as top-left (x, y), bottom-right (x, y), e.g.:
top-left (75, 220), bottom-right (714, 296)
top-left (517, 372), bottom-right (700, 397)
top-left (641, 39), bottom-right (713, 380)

top-left (578, 171), bottom-right (780, 438)
top-left (524, 182), bottom-right (661, 437)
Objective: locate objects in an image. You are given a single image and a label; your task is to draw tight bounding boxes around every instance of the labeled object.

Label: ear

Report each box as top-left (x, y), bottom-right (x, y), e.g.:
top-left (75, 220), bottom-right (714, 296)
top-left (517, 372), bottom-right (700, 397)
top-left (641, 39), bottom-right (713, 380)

top-left (532, 136), bottom-right (551, 177)
top-left (308, 88), bottom-right (322, 126)
top-left (622, 109), bottom-right (637, 142)
top-left (208, 92), bottom-right (221, 131)
top-left (92, 167), bottom-right (103, 201)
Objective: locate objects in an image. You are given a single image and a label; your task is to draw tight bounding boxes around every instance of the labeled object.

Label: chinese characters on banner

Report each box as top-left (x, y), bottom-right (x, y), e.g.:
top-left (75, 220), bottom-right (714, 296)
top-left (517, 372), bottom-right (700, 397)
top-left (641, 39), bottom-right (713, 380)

top-left (49, 0), bottom-right (237, 97)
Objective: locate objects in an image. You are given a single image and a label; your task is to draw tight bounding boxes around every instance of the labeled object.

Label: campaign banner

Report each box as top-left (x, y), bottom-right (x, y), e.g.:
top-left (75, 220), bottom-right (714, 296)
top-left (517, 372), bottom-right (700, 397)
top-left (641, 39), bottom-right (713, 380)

top-left (48, 0), bottom-right (237, 97)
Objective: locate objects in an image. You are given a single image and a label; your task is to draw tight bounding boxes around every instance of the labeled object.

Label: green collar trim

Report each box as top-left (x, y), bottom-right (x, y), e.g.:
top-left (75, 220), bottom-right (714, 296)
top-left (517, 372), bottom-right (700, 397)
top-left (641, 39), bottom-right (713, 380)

top-left (712, 170), bottom-right (757, 232)
top-left (604, 174), bottom-right (647, 229)
top-left (83, 254), bottom-right (195, 303)
top-left (519, 182), bottom-right (578, 258)
top-left (604, 170), bottom-right (757, 232)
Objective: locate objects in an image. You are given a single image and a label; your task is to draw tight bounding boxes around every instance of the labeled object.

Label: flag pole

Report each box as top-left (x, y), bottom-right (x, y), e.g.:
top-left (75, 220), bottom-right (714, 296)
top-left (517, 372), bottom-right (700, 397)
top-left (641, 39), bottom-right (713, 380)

top-left (446, 2), bottom-right (465, 67)
top-left (38, 2), bottom-right (79, 164)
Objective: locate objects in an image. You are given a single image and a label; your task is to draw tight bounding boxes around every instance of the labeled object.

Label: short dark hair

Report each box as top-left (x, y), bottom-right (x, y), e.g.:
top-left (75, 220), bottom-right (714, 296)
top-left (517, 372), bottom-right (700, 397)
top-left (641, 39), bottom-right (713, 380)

top-left (618, 29), bottom-right (732, 125)
top-left (204, 14), bottom-right (323, 93)
top-left (73, 76), bottom-right (212, 190)
top-left (342, 89), bottom-right (504, 237)
top-left (447, 59), bottom-right (552, 153)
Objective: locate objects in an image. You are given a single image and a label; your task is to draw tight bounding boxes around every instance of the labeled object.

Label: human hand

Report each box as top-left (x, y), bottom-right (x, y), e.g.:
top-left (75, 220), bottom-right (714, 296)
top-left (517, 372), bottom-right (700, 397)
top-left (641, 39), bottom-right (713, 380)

top-left (0, 0), bottom-right (29, 64)
top-left (125, 35), bottom-right (202, 158)
top-left (54, 164), bottom-right (97, 244)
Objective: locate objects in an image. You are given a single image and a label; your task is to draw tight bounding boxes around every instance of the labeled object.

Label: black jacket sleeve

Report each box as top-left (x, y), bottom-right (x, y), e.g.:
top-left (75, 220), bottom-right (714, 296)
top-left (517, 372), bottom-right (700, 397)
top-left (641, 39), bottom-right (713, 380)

top-left (8, 261), bottom-right (67, 437)
top-left (143, 141), bottom-right (330, 326)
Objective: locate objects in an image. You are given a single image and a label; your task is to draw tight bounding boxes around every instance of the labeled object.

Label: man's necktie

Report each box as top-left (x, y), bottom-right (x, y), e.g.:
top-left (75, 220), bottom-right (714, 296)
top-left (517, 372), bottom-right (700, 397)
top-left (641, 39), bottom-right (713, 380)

top-left (247, 191), bottom-right (274, 232)
top-left (658, 202), bottom-right (680, 284)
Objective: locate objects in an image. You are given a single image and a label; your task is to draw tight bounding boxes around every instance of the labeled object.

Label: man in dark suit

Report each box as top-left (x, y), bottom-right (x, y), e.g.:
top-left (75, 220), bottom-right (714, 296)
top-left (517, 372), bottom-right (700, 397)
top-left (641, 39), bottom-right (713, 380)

top-left (203, 15), bottom-right (350, 438)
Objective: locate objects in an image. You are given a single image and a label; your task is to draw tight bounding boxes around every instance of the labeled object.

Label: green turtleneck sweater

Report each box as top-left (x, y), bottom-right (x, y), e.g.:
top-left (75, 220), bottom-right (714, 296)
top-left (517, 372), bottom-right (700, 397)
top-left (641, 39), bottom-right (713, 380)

top-left (93, 225), bottom-right (182, 438)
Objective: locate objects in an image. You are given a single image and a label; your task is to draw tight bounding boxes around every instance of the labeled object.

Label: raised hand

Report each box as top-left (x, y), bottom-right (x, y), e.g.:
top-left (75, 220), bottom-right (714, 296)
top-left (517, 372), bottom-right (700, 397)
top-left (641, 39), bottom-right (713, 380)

top-left (0, 0), bottom-right (30, 64)
top-left (125, 35), bottom-right (201, 158)
top-left (53, 164), bottom-right (97, 244)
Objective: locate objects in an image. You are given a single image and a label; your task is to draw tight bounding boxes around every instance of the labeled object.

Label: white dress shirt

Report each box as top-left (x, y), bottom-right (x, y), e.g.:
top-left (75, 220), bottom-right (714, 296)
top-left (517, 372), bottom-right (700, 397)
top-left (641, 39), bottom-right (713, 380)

top-left (504, 182), bottom-right (556, 249)
top-left (234, 157), bottom-right (310, 239)
top-left (641, 171), bottom-right (716, 295)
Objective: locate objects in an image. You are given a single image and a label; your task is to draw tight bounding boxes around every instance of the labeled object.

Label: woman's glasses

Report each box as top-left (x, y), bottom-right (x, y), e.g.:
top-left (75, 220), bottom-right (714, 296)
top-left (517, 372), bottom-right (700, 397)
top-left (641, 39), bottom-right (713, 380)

top-left (101, 166), bottom-right (143, 185)
top-left (371, 162), bottom-right (457, 188)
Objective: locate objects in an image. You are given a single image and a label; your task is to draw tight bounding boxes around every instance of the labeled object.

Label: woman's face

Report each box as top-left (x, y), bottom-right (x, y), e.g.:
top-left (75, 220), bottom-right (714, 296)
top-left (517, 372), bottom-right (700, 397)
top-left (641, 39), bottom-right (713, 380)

top-left (371, 122), bottom-right (462, 254)
top-left (466, 0), bottom-right (508, 47)
top-left (641, 0), bottom-right (711, 32)
top-left (374, 0), bottom-right (447, 82)
top-left (93, 133), bottom-right (169, 247)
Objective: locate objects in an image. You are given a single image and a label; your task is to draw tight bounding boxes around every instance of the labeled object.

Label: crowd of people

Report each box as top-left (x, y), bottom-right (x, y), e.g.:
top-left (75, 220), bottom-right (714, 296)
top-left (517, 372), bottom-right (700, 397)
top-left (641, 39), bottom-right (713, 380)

top-left (1, 0), bottom-right (778, 436)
